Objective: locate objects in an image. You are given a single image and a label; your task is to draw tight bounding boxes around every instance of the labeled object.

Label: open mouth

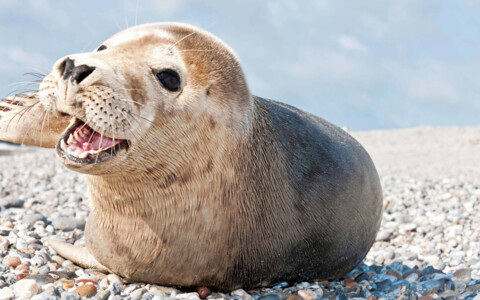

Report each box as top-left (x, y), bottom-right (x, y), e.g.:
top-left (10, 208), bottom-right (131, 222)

top-left (56, 118), bottom-right (129, 164)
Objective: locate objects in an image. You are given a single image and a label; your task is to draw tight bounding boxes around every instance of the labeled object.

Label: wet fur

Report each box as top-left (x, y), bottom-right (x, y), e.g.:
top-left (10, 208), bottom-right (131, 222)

top-left (0, 23), bottom-right (382, 290)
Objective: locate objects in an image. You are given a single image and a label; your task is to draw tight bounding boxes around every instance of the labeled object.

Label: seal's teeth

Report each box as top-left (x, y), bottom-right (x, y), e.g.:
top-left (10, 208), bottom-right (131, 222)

top-left (61, 139), bottom-right (67, 150)
top-left (79, 152), bottom-right (89, 159)
top-left (67, 133), bottom-right (74, 145)
top-left (73, 131), bottom-right (80, 140)
top-left (78, 129), bottom-right (85, 138)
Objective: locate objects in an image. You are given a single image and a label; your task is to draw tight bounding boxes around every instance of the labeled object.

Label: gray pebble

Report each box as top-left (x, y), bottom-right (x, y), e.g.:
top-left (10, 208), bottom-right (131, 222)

top-left (22, 212), bottom-right (47, 226)
top-left (109, 282), bottom-right (124, 295)
top-left (130, 288), bottom-right (147, 300)
top-left (61, 292), bottom-right (81, 300)
top-left (32, 289), bottom-right (60, 300)
top-left (52, 217), bottom-right (86, 231)
top-left (257, 293), bottom-right (285, 300)
top-left (93, 290), bottom-right (111, 300)
top-left (0, 198), bottom-right (24, 208)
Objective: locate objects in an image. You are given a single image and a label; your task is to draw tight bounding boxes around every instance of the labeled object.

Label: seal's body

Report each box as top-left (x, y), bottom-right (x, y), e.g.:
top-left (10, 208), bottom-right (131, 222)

top-left (0, 23), bottom-right (382, 290)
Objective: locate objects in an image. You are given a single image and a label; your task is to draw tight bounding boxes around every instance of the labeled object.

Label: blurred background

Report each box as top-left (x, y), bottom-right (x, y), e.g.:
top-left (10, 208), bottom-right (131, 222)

top-left (0, 0), bottom-right (479, 130)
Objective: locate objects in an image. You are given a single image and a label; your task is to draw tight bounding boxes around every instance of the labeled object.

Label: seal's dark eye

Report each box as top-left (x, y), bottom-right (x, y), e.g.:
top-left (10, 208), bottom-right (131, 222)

top-left (97, 45), bottom-right (107, 52)
top-left (153, 70), bottom-right (181, 92)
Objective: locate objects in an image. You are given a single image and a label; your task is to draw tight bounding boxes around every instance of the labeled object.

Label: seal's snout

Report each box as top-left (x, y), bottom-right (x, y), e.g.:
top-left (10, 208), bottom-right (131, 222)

top-left (59, 57), bottom-right (96, 84)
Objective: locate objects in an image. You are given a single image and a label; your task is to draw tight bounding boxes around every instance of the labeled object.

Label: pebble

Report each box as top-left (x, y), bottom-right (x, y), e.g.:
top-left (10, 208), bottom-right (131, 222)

top-left (0, 287), bottom-right (14, 300)
top-left (107, 273), bottom-right (123, 284)
top-left (61, 292), bottom-right (82, 300)
top-left (0, 198), bottom-right (24, 208)
top-left (231, 289), bottom-right (251, 298)
top-left (22, 212), bottom-right (46, 225)
top-left (454, 268), bottom-right (472, 281)
top-left (257, 293), bottom-right (285, 300)
top-left (297, 290), bottom-right (316, 300)
top-left (2, 132), bottom-right (480, 299)
top-left (72, 284), bottom-right (97, 297)
top-left (197, 286), bottom-right (211, 298)
top-left (13, 279), bottom-right (41, 299)
top-left (2, 256), bottom-right (21, 268)
top-left (176, 292), bottom-right (200, 299)
top-left (52, 217), bottom-right (86, 231)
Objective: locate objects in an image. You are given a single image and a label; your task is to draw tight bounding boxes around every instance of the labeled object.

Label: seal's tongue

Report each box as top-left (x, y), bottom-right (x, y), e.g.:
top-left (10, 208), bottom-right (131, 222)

top-left (61, 123), bottom-right (124, 159)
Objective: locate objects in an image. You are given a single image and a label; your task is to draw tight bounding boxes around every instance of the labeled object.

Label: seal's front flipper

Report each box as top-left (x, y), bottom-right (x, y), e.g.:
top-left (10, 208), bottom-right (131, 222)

top-left (0, 95), bottom-right (70, 148)
top-left (48, 238), bottom-right (110, 272)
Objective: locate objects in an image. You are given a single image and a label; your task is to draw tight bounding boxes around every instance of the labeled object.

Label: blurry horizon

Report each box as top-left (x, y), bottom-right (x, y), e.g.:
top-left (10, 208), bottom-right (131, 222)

top-left (1, 0), bottom-right (479, 131)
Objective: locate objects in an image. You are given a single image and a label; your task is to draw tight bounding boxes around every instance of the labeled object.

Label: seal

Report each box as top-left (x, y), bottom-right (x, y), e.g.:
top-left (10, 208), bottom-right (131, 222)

top-left (0, 22), bottom-right (382, 290)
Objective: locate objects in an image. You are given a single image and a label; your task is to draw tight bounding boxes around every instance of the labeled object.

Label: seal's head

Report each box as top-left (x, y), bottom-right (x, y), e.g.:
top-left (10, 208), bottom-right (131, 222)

top-left (38, 23), bottom-right (252, 175)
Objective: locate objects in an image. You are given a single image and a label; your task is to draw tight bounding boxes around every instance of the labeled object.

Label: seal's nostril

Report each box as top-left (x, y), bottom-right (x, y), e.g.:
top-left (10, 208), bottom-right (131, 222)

top-left (60, 58), bottom-right (75, 80)
top-left (71, 65), bottom-right (96, 84)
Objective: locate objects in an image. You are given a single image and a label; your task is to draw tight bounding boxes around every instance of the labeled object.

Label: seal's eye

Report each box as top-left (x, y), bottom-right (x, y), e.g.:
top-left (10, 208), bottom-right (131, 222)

top-left (97, 45), bottom-right (107, 52)
top-left (153, 70), bottom-right (181, 92)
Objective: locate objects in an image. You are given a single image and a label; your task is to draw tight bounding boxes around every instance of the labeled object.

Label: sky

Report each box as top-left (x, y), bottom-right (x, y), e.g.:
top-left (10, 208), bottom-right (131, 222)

top-left (0, 0), bottom-right (479, 130)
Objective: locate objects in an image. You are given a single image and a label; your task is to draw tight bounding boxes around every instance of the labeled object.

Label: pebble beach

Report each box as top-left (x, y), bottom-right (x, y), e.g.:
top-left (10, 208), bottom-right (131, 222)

top-left (0, 126), bottom-right (479, 300)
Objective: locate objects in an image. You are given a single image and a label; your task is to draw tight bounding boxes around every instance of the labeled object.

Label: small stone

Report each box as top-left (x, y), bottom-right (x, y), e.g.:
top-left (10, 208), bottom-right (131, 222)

top-left (403, 269), bottom-right (422, 279)
top-left (63, 280), bottom-right (74, 289)
top-left (206, 292), bottom-right (226, 299)
top-left (52, 255), bottom-right (65, 265)
top-left (230, 289), bottom-right (248, 297)
top-left (52, 217), bottom-right (86, 231)
top-left (439, 290), bottom-right (459, 298)
top-left (0, 236), bottom-right (10, 250)
top-left (26, 274), bottom-right (56, 285)
top-left (435, 260), bottom-right (446, 271)
top-left (22, 213), bottom-right (47, 226)
top-left (107, 273), bottom-right (123, 284)
top-left (296, 282), bottom-right (310, 289)
top-left (383, 249), bottom-right (395, 260)
top-left (466, 283), bottom-right (480, 293)
top-left (0, 287), bottom-right (14, 300)
top-left (34, 289), bottom-right (60, 299)
top-left (355, 272), bottom-right (372, 282)
top-left (61, 292), bottom-right (81, 300)
top-left (231, 289), bottom-right (251, 299)
top-left (376, 230), bottom-right (393, 242)
top-left (257, 293), bottom-right (285, 300)
top-left (75, 279), bottom-right (98, 285)
top-left (0, 197), bottom-right (24, 208)
top-left (130, 287), bottom-right (147, 300)
top-left (418, 297), bottom-right (433, 300)
top-left (16, 264), bottom-right (29, 272)
top-left (298, 290), bottom-right (316, 300)
top-left (386, 269), bottom-right (402, 279)
top-left (109, 282), bottom-right (123, 295)
top-left (286, 296), bottom-right (303, 300)
top-left (16, 273), bottom-right (28, 281)
top-left (14, 279), bottom-right (41, 299)
top-left (72, 285), bottom-right (97, 297)
top-left (2, 256), bottom-right (21, 268)
top-left (94, 290), bottom-right (111, 300)
top-left (418, 280), bottom-right (441, 292)
top-left (197, 286), bottom-right (211, 299)
top-left (124, 284), bottom-right (143, 294)
top-left (375, 279), bottom-right (392, 293)
top-left (62, 260), bottom-right (75, 270)
top-left (98, 278), bottom-right (109, 291)
top-left (149, 288), bottom-right (167, 298)
top-left (453, 268), bottom-right (472, 281)
top-left (176, 292), bottom-right (200, 299)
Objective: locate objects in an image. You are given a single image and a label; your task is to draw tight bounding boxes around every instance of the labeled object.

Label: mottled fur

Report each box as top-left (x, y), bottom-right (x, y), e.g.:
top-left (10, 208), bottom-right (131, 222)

top-left (0, 23), bottom-right (382, 290)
